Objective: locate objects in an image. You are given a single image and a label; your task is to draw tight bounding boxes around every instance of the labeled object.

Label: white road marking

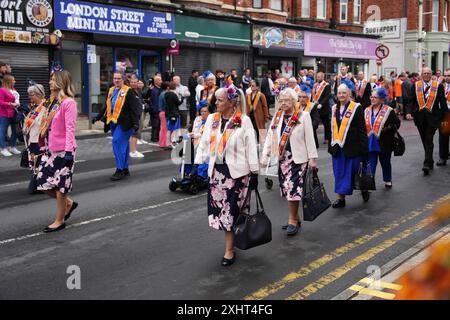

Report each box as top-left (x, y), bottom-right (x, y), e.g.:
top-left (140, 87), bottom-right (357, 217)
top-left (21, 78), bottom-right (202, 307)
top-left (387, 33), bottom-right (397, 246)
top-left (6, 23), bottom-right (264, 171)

top-left (0, 193), bottom-right (206, 247)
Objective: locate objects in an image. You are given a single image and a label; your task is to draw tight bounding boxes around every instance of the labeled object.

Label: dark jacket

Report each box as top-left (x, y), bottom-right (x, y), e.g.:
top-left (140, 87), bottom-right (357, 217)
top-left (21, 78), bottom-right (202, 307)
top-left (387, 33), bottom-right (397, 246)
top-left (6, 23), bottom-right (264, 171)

top-left (307, 105), bottom-right (321, 131)
top-left (355, 81), bottom-right (372, 109)
top-left (188, 76), bottom-right (197, 107)
top-left (407, 82), bottom-right (448, 128)
top-left (260, 77), bottom-right (272, 103)
top-left (377, 109), bottom-right (401, 154)
top-left (132, 89), bottom-right (144, 117)
top-left (150, 86), bottom-right (163, 115)
top-left (314, 81), bottom-right (331, 116)
top-left (165, 91), bottom-right (183, 119)
top-left (98, 88), bottom-right (141, 133)
top-left (199, 88), bottom-right (217, 113)
top-left (328, 103), bottom-right (369, 158)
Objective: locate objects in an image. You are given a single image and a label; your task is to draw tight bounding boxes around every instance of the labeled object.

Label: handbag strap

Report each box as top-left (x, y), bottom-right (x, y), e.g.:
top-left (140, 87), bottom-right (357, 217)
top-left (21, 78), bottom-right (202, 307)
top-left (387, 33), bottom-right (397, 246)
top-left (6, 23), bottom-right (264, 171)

top-left (241, 188), bottom-right (265, 215)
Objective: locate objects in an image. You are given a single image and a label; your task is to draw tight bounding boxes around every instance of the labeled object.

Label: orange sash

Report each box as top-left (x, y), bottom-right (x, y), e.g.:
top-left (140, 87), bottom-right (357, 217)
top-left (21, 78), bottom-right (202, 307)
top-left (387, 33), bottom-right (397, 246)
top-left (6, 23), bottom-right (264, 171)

top-left (279, 105), bottom-right (300, 157)
top-left (24, 100), bottom-right (46, 133)
top-left (365, 105), bottom-right (392, 138)
top-left (331, 101), bottom-right (359, 147)
top-left (247, 92), bottom-right (261, 112)
top-left (210, 111), bottom-right (242, 157)
top-left (202, 85), bottom-right (218, 104)
top-left (416, 80), bottom-right (438, 112)
top-left (193, 116), bottom-right (206, 147)
top-left (445, 84), bottom-right (450, 103)
top-left (106, 85), bottom-right (130, 124)
top-left (312, 81), bottom-right (327, 103)
top-left (356, 80), bottom-right (367, 97)
top-left (299, 101), bottom-right (314, 113)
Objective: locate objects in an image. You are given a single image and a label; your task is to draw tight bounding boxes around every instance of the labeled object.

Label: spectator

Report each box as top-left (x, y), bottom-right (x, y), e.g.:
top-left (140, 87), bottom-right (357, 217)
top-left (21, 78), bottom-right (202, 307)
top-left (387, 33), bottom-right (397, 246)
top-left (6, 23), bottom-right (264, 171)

top-left (0, 75), bottom-right (20, 156)
top-left (158, 82), bottom-right (170, 149)
top-left (129, 76), bottom-right (146, 158)
top-left (241, 68), bottom-right (252, 92)
top-left (0, 61), bottom-right (8, 87)
top-left (173, 75), bottom-right (190, 127)
top-left (195, 76), bottom-right (204, 105)
top-left (261, 70), bottom-right (275, 108)
top-left (188, 70), bottom-right (199, 125)
top-left (149, 75), bottom-right (163, 142)
top-left (215, 70), bottom-right (225, 88)
top-left (165, 81), bottom-right (183, 147)
top-left (394, 73), bottom-right (406, 115)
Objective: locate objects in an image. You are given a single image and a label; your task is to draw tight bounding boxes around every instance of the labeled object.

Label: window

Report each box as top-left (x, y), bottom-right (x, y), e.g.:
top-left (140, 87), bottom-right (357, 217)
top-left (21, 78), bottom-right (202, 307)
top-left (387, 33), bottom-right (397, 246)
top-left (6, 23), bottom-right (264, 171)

top-left (253, 0), bottom-right (262, 8)
top-left (301, 0), bottom-right (310, 18)
top-left (444, 0), bottom-right (448, 32)
top-left (340, 0), bottom-right (348, 22)
top-left (354, 0), bottom-right (361, 23)
top-left (432, 0), bottom-right (439, 31)
top-left (270, 0), bottom-right (282, 11)
top-left (317, 0), bottom-right (327, 19)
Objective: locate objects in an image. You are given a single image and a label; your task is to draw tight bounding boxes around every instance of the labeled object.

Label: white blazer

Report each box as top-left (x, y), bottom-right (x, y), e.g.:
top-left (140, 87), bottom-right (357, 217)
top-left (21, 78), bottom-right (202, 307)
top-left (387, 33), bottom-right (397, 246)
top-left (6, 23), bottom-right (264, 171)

top-left (194, 113), bottom-right (259, 179)
top-left (261, 111), bottom-right (318, 165)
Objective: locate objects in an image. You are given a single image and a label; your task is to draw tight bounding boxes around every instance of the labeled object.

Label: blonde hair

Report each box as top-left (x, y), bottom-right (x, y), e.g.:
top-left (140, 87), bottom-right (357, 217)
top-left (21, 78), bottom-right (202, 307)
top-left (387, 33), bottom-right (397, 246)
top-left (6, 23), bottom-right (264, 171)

top-left (2, 74), bottom-right (15, 90)
top-left (52, 70), bottom-right (76, 100)
top-left (280, 88), bottom-right (298, 102)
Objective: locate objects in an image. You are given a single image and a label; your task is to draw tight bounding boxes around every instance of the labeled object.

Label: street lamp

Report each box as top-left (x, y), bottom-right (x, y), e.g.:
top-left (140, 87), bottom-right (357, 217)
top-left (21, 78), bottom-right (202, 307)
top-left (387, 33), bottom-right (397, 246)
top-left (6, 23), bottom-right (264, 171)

top-left (418, 0), bottom-right (423, 74)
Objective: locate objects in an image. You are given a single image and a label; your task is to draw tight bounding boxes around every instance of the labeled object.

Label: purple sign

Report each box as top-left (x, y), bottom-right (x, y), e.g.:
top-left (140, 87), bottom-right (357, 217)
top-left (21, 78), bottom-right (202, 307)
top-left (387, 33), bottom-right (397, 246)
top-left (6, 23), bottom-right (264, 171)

top-left (304, 32), bottom-right (378, 59)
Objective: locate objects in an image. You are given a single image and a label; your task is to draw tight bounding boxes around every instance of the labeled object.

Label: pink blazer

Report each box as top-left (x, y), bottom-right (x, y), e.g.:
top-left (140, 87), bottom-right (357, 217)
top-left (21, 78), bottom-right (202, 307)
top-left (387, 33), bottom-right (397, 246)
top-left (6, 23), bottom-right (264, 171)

top-left (48, 98), bottom-right (78, 153)
top-left (0, 88), bottom-right (16, 118)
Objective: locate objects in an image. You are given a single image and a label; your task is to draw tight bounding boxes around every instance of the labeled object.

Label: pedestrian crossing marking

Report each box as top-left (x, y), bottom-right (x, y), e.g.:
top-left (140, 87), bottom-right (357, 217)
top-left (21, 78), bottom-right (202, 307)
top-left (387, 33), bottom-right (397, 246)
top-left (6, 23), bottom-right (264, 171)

top-left (349, 285), bottom-right (396, 300)
top-left (359, 277), bottom-right (403, 291)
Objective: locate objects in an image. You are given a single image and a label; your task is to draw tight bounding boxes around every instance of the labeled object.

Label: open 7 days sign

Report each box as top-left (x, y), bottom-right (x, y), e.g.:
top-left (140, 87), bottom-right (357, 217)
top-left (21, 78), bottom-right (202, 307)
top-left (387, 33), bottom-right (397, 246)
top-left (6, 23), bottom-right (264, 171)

top-left (54, 0), bottom-right (174, 39)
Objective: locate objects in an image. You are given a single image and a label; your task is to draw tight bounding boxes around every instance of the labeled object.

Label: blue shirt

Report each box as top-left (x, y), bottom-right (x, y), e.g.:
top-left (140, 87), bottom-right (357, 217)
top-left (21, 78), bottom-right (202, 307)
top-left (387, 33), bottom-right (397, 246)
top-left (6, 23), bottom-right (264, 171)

top-left (158, 91), bottom-right (166, 112)
top-left (368, 109), bottom-right (381, 152)
top-left (111, 88), bottom-right (120, 114)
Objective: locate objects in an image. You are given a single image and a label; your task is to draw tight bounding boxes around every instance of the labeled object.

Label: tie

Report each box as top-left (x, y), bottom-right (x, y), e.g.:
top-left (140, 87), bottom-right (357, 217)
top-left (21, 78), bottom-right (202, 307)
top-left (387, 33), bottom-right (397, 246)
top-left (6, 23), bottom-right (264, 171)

top-left (424, 83), bottom-right (430, 95)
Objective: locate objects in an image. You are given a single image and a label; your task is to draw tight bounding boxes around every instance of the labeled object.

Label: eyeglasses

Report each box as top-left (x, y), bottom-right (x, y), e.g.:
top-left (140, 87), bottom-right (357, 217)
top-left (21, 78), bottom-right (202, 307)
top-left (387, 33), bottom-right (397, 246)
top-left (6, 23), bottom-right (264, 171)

top-left (279, 99), bottom-right (292, 103)
top-left (370, 96), bottom-right (379, 99)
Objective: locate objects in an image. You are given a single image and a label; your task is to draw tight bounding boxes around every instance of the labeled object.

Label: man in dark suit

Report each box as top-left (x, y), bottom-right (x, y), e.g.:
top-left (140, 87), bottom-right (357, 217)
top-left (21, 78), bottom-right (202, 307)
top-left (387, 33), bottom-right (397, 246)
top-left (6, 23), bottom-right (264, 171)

top-left (437, 68), bottom-right (450, 166)
top-left (406, 67), bottom-right (448, 175)
top-left (312, 71), bottom-right (331, 144)
top-left (261, 70), bottom-right (274, 108)
top-left (355, 71), bottom-right (372, 109)
top-left (188, 70), bottom-right (198, 125)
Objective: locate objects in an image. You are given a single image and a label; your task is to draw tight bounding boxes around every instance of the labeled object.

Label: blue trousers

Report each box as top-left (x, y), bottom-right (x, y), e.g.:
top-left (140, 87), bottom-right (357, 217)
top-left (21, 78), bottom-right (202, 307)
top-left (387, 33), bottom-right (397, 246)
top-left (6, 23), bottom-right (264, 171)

top-left (0, 116), bottom-right (16, 149)
top-left (111, 123), bottom-right (134, 170)
top-left (332, 149), bottom-right (361, 196)
top-left (368, 151), bottom-right (392, 183)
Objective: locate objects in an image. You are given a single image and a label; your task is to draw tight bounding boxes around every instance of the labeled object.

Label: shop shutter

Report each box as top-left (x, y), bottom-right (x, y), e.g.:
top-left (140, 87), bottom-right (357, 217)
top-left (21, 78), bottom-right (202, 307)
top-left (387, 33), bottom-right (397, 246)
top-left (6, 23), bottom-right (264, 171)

top-left (173, 48), bottom-right (244, 86)
top-left (0, 46), bottom-right (50, 104)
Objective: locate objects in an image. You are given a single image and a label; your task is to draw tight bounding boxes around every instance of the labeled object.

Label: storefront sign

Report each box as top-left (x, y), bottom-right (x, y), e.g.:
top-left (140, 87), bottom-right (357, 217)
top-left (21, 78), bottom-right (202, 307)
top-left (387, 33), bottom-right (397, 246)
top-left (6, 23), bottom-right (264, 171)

top-left (364, 19), bottom-right (401, 39)
top-left (0, 0), bottom-right (57, 45)
top-left (253, 26), bottom-right (304, 50)
top-left (87, 44), bottom-right (96, 64)
top-left (54, 0), bottom-right (174, 39)
top-left (304, 32), bottom-right (378, 59)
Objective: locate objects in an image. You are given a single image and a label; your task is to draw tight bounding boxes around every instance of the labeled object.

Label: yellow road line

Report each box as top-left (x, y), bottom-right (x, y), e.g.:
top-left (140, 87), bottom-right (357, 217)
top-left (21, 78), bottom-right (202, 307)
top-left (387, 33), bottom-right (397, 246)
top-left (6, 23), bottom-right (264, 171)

top-left (244, 193), bottom-right (450, 300)
top-left (359, 277), bottom-right (403, 291)
top-left (285, 216), bottom-right (434, 300)
top-left (349, 285), bottom-right (396, 300)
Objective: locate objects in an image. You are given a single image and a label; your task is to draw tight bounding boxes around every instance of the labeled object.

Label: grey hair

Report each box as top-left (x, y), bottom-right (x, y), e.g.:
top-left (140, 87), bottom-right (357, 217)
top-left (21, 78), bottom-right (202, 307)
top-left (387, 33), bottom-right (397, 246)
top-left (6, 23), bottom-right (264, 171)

top-left (280, 88), bottom-right (298, 102)
top-left (27, 84), bottom-right (45, 98)
top-left (197, 76), bottom-right (204, 85)
top-left (206, 73), bottom-right (216, 81)
top-left (215, 87), bottom-right (246, 113)
top-left (337, 84), bottom-right (351, 94)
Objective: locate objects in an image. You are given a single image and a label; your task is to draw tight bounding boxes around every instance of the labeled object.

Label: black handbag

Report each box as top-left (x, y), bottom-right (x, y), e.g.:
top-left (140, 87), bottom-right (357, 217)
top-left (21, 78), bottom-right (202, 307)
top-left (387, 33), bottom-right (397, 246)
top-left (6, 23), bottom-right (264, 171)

top-left (393, 131), bottom-right (405, 156)
top-left (354, 162), bottom-right (376, 191)
top-left (20, 149), bottom-right (29, 168)
top-left (233, 189), bottom-right (272, 250)
top-left (28, 174), bottom-right (39, 195)
top-left (302, 169), bottom-right (331, 222)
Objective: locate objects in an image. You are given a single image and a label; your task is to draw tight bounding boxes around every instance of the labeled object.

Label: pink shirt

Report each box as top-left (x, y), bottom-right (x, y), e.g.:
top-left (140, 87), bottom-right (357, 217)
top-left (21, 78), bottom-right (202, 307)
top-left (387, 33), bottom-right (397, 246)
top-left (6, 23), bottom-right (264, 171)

top-left (0, 88), bottom-right (16, 118)
top-left (47, 98), bottom-right (78, 153)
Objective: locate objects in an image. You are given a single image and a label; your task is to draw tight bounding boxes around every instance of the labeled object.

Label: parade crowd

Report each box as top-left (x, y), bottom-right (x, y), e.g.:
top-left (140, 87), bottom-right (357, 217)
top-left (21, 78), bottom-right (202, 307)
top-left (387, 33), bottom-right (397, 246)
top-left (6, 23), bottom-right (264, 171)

top-left (1, 60), bottom-right (449, 266)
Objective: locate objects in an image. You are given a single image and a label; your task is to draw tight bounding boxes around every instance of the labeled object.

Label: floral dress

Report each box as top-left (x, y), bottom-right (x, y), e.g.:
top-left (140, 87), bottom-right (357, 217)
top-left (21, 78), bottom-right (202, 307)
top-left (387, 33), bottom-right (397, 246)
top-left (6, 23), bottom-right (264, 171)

top-left (36, 151), bottom-right (75, 194)
top-left (278, 116), bottom-right (308, 201)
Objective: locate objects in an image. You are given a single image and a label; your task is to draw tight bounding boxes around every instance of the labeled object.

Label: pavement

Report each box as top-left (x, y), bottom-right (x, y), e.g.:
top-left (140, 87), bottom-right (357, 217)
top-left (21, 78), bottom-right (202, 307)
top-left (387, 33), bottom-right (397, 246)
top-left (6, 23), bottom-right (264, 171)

top-left (0, 119), bottom-right (449, 299)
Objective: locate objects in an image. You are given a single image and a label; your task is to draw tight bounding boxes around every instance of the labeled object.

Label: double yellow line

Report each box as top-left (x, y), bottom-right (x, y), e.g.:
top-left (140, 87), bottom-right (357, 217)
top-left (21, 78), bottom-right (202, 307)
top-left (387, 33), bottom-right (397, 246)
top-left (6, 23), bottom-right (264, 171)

top-left (244, 193), bottom-right (450, 300)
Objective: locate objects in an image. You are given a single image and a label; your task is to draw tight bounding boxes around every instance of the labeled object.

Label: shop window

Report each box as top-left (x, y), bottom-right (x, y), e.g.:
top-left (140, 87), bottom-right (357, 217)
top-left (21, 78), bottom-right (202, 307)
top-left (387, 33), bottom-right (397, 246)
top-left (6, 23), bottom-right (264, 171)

top-left (432, 0), bottom-right (439, 31)
top-left (354, 0), bottom-right (361, 24)
top-left (89, 46), bottom-right (113, 112)
top-left (253, 0), bottom-right (262, 8)
top-left (340, 0), bottom-right (348, 23)
top-left (301, 0), bottom-right (310, 18)
top-left (116, 48), bottom-right (139, 81)
top-left (270, 0), bottom-right (283, 11)
top-left (317, 0), bottom-right (327, 20)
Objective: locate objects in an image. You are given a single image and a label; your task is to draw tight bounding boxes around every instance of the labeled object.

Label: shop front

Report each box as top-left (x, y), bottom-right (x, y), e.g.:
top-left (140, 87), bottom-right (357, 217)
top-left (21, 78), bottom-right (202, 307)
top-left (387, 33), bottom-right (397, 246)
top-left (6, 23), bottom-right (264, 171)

top-left (252, 25), bottom-right (305, 83)
top-left (53, 0), bottom-right (174, 114)
top-left (304, 31), bottom-right (379, 81)
top-left (0, 0), bottom-right (60, 100)
top-left (173, 15), bottom-right (251, 83)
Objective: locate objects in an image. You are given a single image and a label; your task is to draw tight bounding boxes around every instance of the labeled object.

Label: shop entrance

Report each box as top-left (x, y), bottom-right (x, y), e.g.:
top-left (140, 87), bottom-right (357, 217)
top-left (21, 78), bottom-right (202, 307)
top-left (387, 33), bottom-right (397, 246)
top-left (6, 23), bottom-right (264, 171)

top-left (140, 51), bottom-right (161, 85)
top-left (62, 50), bottom-right (86, 114)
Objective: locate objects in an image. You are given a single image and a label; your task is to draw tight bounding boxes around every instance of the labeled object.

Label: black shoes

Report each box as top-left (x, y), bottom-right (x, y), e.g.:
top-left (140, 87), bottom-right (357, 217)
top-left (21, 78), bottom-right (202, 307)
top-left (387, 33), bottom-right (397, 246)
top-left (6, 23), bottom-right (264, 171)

top-left (385, 182), bottom-right (393, 189)
top-left (332, 199), bottom-right (346, 208)
top-left (43, 223), bottom-right (65, 233)
top-left (436, 159), bottom-right (447, 166)
top-left (111, 169), bottom-right (126, 181)
top-left (286, 222), bottom-right (301, 236)
top-left (422, 166), bottom-right (430, 176)
top-left (64, 201), bottom-right (78, 221)
top-left (362, 191), bottom-right (370, 202)
top-left (123, 168), bottom-right (130, 177)
top-left (221, 253), bottom-right (236, 267)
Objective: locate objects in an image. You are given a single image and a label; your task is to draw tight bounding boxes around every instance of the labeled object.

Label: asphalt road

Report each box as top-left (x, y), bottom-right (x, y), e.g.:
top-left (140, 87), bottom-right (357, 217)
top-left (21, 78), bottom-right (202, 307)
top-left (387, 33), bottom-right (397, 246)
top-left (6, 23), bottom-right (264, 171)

top-left (0, 122), bottom-right (449, 300)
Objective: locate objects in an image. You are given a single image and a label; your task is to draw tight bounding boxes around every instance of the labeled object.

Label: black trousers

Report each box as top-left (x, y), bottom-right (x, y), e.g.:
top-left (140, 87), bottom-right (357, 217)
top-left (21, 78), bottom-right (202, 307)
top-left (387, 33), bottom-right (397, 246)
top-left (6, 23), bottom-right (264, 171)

top-left (417, 121), bottom-right (438, 168)
top-left (439, 128), bottom-right (449, 160)
top-left (189, 100), bottom-right (197, 125)
top-left (149, 111), bottom-right (160, 141)
top-left (320, 114), bottom-right (331, 142)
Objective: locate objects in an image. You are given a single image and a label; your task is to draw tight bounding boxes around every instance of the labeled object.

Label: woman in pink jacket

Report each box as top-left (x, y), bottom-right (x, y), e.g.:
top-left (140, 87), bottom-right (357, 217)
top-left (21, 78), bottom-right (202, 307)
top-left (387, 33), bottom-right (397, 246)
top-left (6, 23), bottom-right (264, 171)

top-left (0, 75), bottom-right (20, 157)
top-left (35, 71), bottom-right (78, 233)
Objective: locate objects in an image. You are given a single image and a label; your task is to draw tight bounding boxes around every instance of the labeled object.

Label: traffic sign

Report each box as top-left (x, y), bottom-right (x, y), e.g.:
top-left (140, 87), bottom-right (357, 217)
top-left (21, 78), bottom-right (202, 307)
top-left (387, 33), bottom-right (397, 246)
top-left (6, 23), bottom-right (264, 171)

top-left (376, 59), bottom-right (383, 66)
top-left (375, 45), bottom-right (390, 60)
top-left (170, 39), bottom-right (178, 49)
top-left (167, 39), bottom-right (179, 55)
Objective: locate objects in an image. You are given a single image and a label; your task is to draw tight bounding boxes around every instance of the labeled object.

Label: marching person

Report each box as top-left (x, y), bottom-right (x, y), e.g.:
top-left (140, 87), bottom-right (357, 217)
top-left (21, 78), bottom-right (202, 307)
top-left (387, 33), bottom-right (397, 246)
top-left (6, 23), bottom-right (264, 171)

top-left (437, 68), bottom-right (450, 166)
top-left (355, 71), bottom-right (372, 109)
top-left (288, 77), bottom-right (301, 95)
top-left (298, 90), bottom-right (321, 148)
top-left (35, 71), bottom-right (78, 233)
top-left (188, 100), bottom-right (211, 179)
top-left (261, 88), bottom-right (318, 236)
top-left (194, 82), bottom-right (259, 267)
top-left (165, 81), bottom-right (183, 147)
top-left (312, 72), bottom-right (331, 145)
top-left (200, 71), bottom-right (218, 112)
top-left (406, 67), bottom-right (448, 175)
top-left (365, 87), bottom-right (401, 188)
top-left (334, 66), bottom-right (356, 97)
top-left (246, 80), bottom-right (269, 144)
top-left (94, 72), bottom-right (140, 181)
top-left (329, 84), bottom-right (369, 208)
top-left (129, 75), bottom-right (145, 159)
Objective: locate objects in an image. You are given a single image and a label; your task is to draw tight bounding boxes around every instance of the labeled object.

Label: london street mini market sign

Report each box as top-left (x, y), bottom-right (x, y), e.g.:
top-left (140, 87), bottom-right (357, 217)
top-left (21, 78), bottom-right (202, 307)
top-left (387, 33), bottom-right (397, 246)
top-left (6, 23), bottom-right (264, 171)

top-left (0, 0), bottom-right (58, 45)
top-left (54, 0), bottom-right (174, 39)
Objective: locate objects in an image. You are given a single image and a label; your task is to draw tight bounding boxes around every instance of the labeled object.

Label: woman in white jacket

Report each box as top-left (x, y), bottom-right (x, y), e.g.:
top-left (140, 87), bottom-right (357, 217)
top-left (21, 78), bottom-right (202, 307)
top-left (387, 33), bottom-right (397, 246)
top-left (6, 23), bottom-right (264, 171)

top-left (261, 88), bottom-right (318, 236)
top-left (194, 82), bottom-right (259, 267)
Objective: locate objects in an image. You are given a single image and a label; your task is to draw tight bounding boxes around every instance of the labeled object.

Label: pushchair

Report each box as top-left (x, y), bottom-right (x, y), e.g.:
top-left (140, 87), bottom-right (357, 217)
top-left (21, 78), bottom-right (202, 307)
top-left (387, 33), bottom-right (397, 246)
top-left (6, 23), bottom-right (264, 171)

top-left (169, 134), bottom-right (208, 195)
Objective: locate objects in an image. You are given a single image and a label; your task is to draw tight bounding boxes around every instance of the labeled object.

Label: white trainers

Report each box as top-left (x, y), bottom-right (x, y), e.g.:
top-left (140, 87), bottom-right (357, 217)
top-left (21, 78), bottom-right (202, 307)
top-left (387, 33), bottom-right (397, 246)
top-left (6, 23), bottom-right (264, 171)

top-left (139, 139), bottom-right (149, 145)
top-left (8, 147), bottom-right (21, 155)
top-left (1, 148), bottom-right (13, 157)
top-left (137, 139), bottom-right (143, 145)
top-left (129, 151), bottom-right (145, 158)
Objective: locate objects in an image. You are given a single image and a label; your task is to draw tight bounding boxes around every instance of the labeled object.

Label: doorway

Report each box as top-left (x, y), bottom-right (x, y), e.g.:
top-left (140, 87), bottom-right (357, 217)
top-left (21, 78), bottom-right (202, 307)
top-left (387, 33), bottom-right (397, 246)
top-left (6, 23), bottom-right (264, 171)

top-left (62, 51), bottom-right (86, 114)
top-left (140, 51), bottom-right (161, 85)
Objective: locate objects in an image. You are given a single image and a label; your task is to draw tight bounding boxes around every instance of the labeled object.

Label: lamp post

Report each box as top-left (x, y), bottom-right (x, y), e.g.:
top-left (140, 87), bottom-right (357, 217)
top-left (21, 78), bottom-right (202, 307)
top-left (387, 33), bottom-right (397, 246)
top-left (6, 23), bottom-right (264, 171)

top-left (418, 0), bottom-right (424, 74)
